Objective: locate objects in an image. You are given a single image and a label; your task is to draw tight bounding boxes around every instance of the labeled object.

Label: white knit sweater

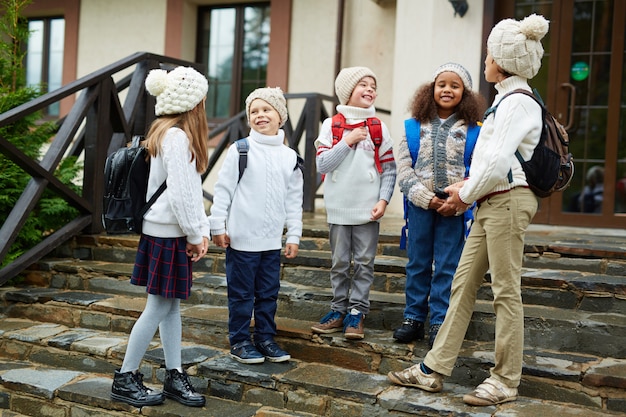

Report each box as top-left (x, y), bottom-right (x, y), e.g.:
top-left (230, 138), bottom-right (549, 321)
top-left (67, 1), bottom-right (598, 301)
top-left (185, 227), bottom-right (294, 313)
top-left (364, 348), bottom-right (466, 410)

top-left (459, 76), bottom-right (542, 204)
top-left (142, 127), bottom-right (211, 245)
top-left (209, 129), bottom-right (303, 251)
top-left (315, 105), bottom-right (396, 225)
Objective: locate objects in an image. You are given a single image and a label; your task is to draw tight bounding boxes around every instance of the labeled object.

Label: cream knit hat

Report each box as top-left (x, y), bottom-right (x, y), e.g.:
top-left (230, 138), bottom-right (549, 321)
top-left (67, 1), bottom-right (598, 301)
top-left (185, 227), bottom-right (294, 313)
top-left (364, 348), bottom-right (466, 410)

top-left (334, 66), bottom-right (377, 105)
top-left (145, 66), bottom-right (208, 116)
top-left (432, 62), bottom-right (473, 90)
top-left (487, 14), bottom-right (549, 80)
top-left (245, 87), bottom-right (288, 127)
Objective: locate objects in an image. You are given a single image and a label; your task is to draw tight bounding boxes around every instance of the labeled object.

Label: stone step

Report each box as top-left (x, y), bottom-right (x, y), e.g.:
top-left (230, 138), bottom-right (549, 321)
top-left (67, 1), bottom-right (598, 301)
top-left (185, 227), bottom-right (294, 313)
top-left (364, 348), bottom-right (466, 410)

top-left (18, 257), bottom-right (626, 358)
top-left (36, 244), bottom-right (626, 318)
top-left (0, 317), bottom-right (623, 416)
top-left (1, 285), bottom-right (626, 393)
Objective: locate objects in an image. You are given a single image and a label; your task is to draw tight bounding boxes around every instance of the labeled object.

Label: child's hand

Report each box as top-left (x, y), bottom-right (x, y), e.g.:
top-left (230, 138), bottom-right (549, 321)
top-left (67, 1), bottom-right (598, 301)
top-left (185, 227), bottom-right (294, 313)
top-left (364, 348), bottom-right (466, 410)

top-left (186, 239), bottom-right (208, 262)
top-left (444, 181), bottom-right (471, 215)
top-left (370, 200), bottom-right (388, 221)
top-left (344, 127), bottom-right (368, 146)
top-left (284, 243), bottom-right (299, 259)
top-left (212, 233), bottom-right (230, 248)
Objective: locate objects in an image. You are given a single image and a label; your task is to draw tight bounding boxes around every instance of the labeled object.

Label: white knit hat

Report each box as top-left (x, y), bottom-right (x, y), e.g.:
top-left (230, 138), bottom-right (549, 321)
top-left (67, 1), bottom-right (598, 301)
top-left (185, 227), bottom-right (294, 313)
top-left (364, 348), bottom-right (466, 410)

top-left (432, 62), bottom-right (473, 90)
top-left (487, 14), bottom-right (549, 80)
top-left (334, 66), bottom-right (377, 105)
top-left (245, 87), bottom-right (289, 127)
top-left (145, 66), bottom-right (208, 116)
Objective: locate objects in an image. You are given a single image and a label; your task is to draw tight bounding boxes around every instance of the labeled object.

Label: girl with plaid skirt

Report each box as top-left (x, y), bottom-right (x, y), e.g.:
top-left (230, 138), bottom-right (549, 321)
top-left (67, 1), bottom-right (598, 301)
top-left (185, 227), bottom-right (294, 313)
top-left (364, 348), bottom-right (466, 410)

top-left (111, 66), bottom-right (211, 408)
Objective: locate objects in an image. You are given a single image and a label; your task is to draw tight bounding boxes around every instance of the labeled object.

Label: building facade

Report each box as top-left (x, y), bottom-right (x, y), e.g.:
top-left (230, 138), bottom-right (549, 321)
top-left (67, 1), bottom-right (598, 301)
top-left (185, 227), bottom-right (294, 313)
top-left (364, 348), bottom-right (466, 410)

top-left (23, 0), bottom-right (626, 229)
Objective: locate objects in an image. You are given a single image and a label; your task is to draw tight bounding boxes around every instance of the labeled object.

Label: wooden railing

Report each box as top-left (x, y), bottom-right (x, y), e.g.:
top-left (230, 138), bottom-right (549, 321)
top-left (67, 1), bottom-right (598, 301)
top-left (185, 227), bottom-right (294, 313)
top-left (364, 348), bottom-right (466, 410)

top-left (0, 52), bottom-right (347, 283)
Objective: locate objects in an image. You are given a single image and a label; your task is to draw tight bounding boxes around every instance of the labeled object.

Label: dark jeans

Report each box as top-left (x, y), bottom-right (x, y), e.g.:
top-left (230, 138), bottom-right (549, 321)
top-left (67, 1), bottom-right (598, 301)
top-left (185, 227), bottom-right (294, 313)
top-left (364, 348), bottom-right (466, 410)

top-left (226, 247), bottom-right (281, 346)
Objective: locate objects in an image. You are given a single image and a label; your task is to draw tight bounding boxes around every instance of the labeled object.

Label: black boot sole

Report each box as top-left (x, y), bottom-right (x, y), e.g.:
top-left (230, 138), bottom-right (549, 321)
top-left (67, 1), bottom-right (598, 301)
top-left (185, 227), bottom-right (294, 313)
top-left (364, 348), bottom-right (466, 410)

top-left (111, 392), bottom-right (164, 407)
top-left (164, 391), bottom-right (206, 407)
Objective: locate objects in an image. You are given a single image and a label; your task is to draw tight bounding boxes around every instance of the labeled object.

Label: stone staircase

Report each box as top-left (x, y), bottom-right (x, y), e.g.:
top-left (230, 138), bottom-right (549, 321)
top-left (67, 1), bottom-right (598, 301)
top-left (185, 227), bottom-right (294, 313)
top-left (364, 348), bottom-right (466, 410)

top-left (0, 214), bottom-right (625, 416)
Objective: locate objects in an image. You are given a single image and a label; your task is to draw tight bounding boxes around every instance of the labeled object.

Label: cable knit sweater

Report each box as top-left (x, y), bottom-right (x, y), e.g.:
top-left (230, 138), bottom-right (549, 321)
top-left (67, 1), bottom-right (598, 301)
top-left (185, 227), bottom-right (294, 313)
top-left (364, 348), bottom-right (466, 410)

top-left (315, 105), bottom-right (396, 225)
top-left (142, 127), bottom-right (211, 245)
top-left (459, 76), bottom-right (542, 204)
top-left (209, 129), bottom-right (303, 252)
top-left (397, 115), bottom-right (469, 209)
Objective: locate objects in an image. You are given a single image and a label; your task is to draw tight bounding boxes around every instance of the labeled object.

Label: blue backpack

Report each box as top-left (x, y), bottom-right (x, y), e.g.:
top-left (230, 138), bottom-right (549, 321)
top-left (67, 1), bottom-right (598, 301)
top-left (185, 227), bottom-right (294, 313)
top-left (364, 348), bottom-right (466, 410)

top-left (399, 119), bottom-right (480, 249)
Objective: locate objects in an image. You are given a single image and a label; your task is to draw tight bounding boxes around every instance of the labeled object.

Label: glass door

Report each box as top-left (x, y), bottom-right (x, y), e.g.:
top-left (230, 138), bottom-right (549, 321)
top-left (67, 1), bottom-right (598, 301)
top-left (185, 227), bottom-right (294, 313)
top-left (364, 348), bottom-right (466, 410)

top-left (500, 0), bottom-right (626, 228)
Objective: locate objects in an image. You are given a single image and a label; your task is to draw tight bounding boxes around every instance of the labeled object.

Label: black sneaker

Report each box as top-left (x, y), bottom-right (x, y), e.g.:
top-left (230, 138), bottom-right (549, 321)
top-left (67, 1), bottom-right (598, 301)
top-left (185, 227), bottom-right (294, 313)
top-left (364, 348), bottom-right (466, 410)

top-left (111, 369), bottom-right (165, 407)
top-left (255, 339), bottom-right (291, 363)
top-left (230, 341), bottom-right (265, 364)
top-left (393, 319), bottom-right (425, 343)
top-left (163, 368), bottom-right (206, 407)
top-left (428, 324), bottom-right (441, 349)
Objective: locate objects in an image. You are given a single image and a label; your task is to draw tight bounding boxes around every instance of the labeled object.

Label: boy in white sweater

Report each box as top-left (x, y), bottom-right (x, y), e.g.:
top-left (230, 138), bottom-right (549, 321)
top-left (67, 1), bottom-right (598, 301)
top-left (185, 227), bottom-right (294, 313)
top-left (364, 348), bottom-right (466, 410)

top-left (209, 87), bottom-right (303, 364)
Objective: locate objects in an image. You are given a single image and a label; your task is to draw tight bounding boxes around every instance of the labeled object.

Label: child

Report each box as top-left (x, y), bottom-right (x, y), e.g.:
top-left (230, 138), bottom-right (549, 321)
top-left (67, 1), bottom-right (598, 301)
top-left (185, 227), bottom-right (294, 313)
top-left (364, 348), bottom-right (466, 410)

top-left (111, 66), bottom-right (210, 408)
top-left (209, 87), bottom-right (303, 364)
top-left (393, 63), bottom-right (485, 348)
top-left (388, 14), bottom-right (548, 406)
top-left (311, 66), bottom-right (396, 339)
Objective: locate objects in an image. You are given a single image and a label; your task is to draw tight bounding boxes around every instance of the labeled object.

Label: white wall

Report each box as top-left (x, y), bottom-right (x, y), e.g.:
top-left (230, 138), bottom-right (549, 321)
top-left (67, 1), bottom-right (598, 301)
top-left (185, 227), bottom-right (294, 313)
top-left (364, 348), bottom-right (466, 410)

top-left (76, 0), bottom-right (167, 78)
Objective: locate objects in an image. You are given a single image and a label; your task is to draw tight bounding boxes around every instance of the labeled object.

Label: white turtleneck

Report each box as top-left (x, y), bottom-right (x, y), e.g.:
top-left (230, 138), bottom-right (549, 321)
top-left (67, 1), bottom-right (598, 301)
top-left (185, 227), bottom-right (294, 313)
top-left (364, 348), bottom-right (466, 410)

top-left (209, 128), bottom-right (303, 251)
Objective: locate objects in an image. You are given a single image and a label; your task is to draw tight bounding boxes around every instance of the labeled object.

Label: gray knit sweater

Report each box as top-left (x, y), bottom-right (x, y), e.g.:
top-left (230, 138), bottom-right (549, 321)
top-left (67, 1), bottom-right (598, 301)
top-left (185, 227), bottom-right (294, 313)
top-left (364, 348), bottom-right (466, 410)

top-left (397, 115), bottom-right (470, 209)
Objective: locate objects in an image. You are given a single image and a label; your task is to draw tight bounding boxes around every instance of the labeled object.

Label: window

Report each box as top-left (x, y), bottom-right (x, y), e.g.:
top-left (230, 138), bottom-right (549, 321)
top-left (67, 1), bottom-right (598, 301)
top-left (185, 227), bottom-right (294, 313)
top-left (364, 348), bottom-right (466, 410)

top-left (198, 4), bottom-right (270, 123)
top-left (26, 17), bottom-right (65, 117)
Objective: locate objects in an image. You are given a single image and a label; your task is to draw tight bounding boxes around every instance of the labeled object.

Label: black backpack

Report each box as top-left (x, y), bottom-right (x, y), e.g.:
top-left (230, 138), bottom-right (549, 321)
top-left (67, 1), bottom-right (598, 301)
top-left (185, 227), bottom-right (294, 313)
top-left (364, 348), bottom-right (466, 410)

top-left (485, 89), bottom-right (574, 198)
top-left (102, 136), bottom-right (166, 234)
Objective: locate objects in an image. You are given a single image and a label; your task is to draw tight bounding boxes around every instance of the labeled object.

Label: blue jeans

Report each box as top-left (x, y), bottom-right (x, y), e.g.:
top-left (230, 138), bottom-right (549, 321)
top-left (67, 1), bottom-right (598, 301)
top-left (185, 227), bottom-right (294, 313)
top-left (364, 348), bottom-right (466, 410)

top-left (403, 202), bottom-right (465, 325)
top-left (226, 247), bottom-right (281, 346)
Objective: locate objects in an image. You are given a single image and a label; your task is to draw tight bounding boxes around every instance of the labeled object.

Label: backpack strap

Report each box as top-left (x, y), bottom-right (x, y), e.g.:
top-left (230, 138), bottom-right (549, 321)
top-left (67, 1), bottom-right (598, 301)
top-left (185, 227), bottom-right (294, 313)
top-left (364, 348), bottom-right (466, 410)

top-left (366, 117), bottom-right (383, 174)
top-left (138, 181), bottom-right (167, 220)
top-left (400, 118), bottom-right (421, 250)
top-left (404, 118), bottom-right (421, 167)
top-left (331, 113), bottom-right (346, 146)
top-left (331, 114), bottom-right (384, 174)
top-left (464, 124), bottom-right (480, 177)
top-left (235, 138), bottom-right (249, 183)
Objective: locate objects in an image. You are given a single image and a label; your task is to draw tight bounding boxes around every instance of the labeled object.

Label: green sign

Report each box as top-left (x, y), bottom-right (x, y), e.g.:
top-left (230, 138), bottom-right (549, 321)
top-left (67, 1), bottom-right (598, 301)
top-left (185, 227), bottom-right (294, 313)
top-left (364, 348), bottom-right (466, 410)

top-left (571, 61), bottom-right (589, 81)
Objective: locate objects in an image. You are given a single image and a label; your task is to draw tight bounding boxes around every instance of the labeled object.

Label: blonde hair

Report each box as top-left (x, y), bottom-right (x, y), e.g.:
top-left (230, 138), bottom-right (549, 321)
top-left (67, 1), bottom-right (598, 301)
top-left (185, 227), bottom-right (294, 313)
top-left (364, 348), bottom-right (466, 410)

top-left (143, 100), bottom-right (209, 173)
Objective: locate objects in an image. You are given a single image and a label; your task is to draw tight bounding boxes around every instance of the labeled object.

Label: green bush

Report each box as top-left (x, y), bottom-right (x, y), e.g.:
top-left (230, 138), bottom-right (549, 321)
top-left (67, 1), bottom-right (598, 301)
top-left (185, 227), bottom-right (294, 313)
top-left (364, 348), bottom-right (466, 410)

top-left (0, 0), bottom-right (82, 268)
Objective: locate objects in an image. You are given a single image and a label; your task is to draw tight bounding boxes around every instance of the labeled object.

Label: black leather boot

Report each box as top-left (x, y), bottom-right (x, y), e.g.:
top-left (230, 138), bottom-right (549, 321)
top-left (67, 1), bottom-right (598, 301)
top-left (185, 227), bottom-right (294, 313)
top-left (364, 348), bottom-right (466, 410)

top-left (163, 368), bottom-right (206, 407)
top-left (111, 369), bottom-right (164, 407)
top-left (392, 319), bottom-right (425, 343)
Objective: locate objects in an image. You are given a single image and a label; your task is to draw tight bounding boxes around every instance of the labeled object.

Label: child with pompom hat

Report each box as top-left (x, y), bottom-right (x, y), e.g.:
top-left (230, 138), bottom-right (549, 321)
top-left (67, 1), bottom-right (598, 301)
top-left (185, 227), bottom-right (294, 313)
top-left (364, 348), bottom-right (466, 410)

top-left (111, 66), bottom-right (210, 408)
top-left (388, 14), bottom-right (549, 407)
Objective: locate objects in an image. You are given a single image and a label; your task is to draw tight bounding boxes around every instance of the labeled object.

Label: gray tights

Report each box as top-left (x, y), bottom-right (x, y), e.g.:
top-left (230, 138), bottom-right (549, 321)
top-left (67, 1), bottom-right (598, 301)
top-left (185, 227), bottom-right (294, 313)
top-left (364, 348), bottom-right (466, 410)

top-left (120, 294), bottom-right (182, 373)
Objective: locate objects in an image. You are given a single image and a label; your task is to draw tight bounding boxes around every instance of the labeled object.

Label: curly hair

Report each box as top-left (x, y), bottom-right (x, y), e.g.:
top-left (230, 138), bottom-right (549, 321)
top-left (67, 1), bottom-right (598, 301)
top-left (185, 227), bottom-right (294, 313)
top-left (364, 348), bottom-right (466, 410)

top-left (408, 82), bottom-right (487, 124)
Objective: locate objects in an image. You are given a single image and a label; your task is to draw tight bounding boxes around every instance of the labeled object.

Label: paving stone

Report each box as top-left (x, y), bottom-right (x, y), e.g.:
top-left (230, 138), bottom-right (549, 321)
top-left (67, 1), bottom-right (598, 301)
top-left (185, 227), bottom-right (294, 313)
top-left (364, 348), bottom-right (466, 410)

top-left (378, 385), bottom-right (494, 417)
top-left (5, 323), bottom-right (67, 343)
top-left (51, 291), bottom-right (111, 306)
top-left (200, 355), bottom-right (297, 389)
top-left (583, 358), bottom-right (626, 389)
top-left (4, 288), bottom-right (60, 303)
top-left (47, 328), bottom-right (96, 349)
top-left (1, 368), bottom-right (82, 399)
top-left (279, 363), bottom-right (388, 404)
top-left (145, 345), bottom-right (222, 366)
top-left (72, 335), bottom-right (125, 356)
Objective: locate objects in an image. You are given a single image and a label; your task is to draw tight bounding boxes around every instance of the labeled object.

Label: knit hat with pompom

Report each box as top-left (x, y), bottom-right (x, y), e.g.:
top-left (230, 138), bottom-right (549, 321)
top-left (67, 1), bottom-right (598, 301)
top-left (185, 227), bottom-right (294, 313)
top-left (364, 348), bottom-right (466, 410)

top-left (145, 66), bottom-right (208, 116)
top-left (487, 14), bottom-right (549, 79)
top-left (334, 66), bottom-right (377, 105)
top-left (245, 87), bottom-right (289, 127)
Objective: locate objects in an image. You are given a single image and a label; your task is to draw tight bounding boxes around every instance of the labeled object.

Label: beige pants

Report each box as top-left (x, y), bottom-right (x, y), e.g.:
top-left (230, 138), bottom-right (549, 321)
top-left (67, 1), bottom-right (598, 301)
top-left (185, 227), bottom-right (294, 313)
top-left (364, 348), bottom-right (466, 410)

top-left (424, 187), bottom-right (538, 388)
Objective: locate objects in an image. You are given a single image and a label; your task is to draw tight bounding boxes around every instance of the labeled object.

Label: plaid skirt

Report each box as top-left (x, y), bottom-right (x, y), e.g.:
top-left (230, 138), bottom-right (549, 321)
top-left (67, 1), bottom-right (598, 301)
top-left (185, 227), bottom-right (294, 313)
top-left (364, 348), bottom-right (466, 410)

top-left (130, 235), bottom-right (193, 299)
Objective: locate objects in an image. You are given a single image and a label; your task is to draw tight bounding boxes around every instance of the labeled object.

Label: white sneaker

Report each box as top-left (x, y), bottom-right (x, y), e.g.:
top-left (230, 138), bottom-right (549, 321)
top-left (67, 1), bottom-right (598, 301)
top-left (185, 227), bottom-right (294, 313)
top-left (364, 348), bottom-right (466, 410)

top-left (387, 363), bottom-right (444, 392)
top-left (463, 377), bottom-right (518, 406)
